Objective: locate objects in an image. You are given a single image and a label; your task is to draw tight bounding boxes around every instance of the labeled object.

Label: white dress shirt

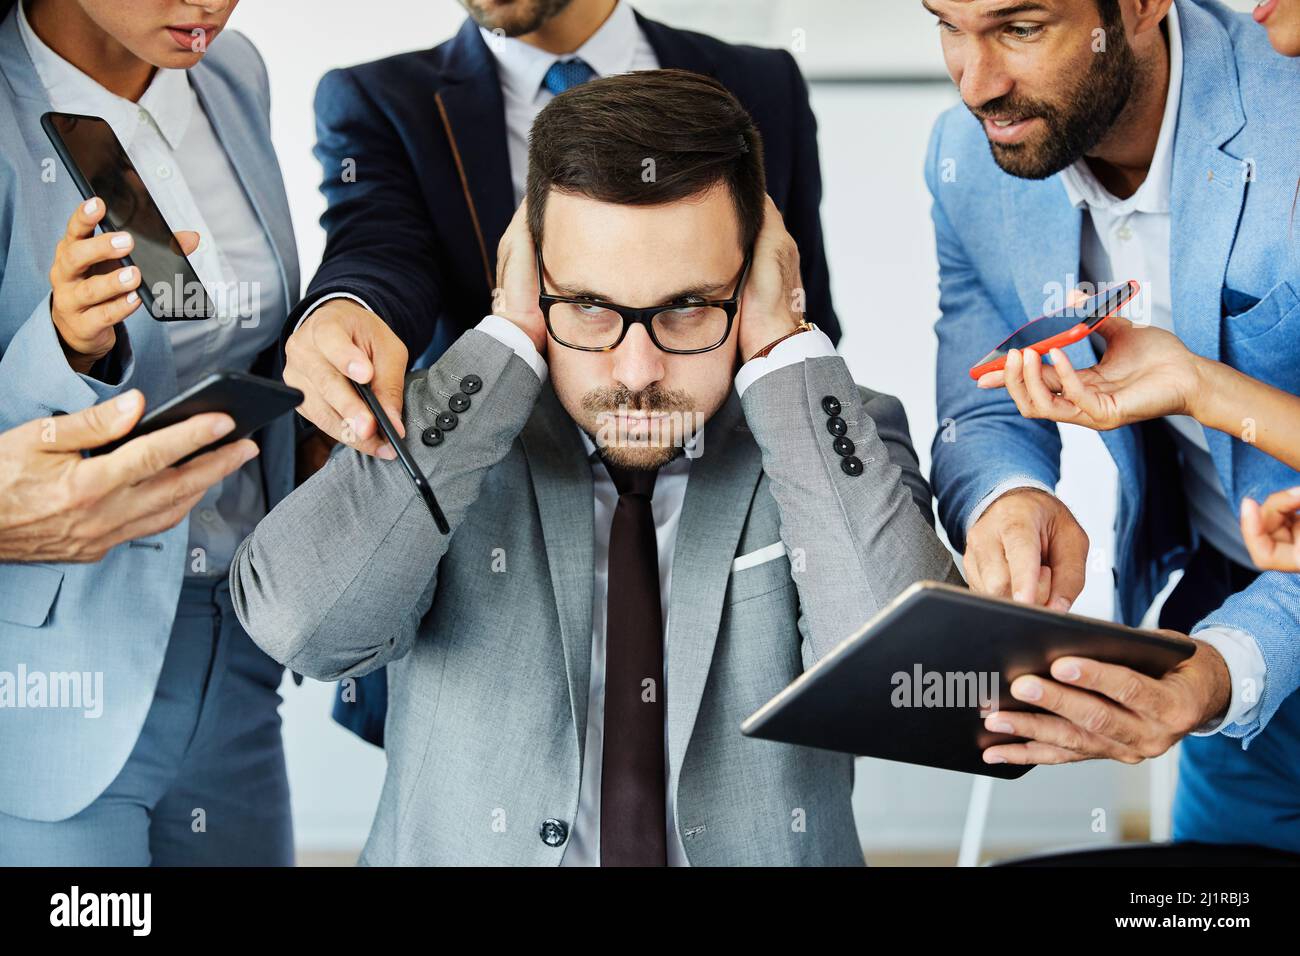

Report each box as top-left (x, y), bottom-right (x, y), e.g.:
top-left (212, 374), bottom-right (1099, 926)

top-left (967, 3), bottom-right (1264, 732)
top-left (19, 2), bottom-right (286, 577)
top-left (474, 313), bottom-right (835, 864)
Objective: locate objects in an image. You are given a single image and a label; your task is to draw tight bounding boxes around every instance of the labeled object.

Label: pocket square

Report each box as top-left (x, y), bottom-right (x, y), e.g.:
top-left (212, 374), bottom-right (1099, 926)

top-left (731, 541), bottom-right (787, 572)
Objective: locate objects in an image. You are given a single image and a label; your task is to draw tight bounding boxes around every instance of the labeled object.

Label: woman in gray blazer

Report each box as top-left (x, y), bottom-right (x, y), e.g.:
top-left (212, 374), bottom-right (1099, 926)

top-left (0, 0), bottom-right (301, 865)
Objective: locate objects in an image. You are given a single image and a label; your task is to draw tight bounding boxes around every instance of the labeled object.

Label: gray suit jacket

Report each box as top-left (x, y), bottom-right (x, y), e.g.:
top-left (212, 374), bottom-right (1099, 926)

top-left (0, 9), bottom-right (299, 821)
top-left (232, 329), bottom-right (961, 865)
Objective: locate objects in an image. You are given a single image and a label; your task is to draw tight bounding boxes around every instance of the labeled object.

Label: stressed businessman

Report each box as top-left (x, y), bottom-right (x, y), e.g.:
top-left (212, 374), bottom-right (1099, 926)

top-left (233, 71), bottom-right (959, 866)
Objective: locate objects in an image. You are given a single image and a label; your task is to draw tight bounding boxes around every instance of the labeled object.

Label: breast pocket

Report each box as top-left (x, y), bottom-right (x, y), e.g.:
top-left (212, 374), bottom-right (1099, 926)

top-left (726, 542), bottom-right (794, 605)
top-left (0, 564), bottom-right (65, 628)
top-left (1221, 280), bottom-right (1300, 395)
top-left (1222, 280), bottom-right (1298, 341)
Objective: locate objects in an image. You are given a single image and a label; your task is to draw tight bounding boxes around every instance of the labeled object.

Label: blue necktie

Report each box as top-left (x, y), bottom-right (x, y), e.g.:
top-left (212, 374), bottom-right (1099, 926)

top-left (542, 57), bottom-right (597, 96)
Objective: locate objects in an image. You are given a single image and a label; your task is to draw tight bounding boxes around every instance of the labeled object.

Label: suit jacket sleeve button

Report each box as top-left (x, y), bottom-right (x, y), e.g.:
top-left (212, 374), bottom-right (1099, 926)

top-left (833, 436), bottom-right (855, 457)
top-left (840, 455), bottom-right (863, 477)
top-left (826, 416), bottom-right (847, 437)
top-left (436, 411), bottom-right (458, 430)
top-left (421, 427), bottom-right (443, 447)
top-left (449, 392), bottom-right (470, 413)
top-left (821, 395), bottom-right (841, 417)
top-left (539, 818), bottom-right (568, 847)
top-left (460, 374), bottom-right (482, 394)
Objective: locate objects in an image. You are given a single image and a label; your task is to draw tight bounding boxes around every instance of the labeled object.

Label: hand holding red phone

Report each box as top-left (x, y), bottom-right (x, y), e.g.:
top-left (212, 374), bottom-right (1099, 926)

top-left (49, 198), bottom-right (198, 374)
top-left (977, 302), bottom-right (1205, 432)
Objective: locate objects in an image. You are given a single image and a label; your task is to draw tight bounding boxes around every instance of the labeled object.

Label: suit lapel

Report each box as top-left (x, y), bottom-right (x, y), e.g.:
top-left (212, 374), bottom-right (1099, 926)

top-left (188, 65), bottom-right (298, 314)
top-left (1000, 177), bottom-right (1083, 330)
top-left (433, 18), bottom-right (515, 294)
top-left (665, 390), bottom-right (763, 785)
top-left (520, 382), bottom-right (596, 763)
top-left (1166, 0), bottom-right (1248, 498)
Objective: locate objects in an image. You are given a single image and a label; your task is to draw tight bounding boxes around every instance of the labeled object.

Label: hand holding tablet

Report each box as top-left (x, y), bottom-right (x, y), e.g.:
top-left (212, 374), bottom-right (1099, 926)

top-left (742, 581), bottom-right (1196, 779)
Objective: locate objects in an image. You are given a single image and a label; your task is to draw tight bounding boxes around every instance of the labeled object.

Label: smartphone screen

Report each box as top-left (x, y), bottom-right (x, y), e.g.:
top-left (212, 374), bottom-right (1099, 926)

top-left (42, 112), bottom-right (215, 320)
top-left (88, 371), bottom-right (303, 462)
top-left (971, 280), bottom-right (1139, 374)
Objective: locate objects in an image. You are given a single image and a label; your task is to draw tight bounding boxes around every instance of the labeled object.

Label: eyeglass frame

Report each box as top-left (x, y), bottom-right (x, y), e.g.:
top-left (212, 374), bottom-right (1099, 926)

top-left (535, 246), bottom-right (753, 354)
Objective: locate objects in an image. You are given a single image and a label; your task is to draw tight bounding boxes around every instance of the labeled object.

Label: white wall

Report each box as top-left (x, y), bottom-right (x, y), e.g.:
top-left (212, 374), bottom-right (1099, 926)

top-left (224, 0), bottom-right (1259, 858)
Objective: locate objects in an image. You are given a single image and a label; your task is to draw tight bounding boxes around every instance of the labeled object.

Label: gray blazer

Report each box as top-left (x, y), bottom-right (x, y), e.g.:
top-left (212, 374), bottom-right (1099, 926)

top-left (232, 329), bottom-right (961, 865)
top-left (0, 10), bottom-right (299, 821)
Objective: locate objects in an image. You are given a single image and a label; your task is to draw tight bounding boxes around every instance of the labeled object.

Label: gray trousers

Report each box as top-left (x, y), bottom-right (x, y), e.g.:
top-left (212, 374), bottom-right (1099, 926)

top-left (0, 576), bottom-right (293, 865)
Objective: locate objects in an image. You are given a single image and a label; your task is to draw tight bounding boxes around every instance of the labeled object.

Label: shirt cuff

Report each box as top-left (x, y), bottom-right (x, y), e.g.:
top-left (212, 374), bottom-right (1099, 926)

top-left (475, 314), bottom-right (548, 384)
top-left (294, 292), bottom-right (374, 333)
top-left (964, 477), bottom-right (1056, 534)
top-left (1188, 626), bottom-right (1267, 735)
top-left (734, 327), bottom-right (837, 398)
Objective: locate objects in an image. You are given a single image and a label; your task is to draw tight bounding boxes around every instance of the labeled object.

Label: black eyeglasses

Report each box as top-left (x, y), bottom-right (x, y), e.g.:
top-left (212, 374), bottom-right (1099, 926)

top-left (536, 248), bottom-right (752, 354)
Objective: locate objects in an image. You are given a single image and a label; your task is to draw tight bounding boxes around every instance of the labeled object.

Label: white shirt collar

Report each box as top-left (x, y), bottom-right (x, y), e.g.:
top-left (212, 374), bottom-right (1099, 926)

top-left (481, 0), bottom-right (642, 104)
top-left (17, 0), bottom-right (193, 149)
top-left (1059, 0), bottom-right (1181, 215)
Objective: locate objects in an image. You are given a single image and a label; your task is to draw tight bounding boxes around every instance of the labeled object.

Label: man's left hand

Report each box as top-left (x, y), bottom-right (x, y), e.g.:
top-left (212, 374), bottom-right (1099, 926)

top-left (981, 638), bottom-right (1232, 766)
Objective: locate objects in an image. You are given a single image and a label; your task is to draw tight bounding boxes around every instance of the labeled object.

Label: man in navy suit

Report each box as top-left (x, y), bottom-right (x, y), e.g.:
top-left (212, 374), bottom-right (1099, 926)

top-left (280, 0), bottom-right (842, 745)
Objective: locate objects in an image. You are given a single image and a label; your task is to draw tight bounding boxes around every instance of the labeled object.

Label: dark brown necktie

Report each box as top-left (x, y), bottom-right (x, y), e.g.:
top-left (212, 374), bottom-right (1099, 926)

top-left (600, 459), bottom-right (667, 866)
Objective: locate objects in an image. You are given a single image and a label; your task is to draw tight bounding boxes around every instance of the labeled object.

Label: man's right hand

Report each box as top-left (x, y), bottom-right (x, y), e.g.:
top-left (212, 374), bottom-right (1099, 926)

top-left (0, 390), bottom-right (258, 563)
top-left (964, 487), bottom-right (1089, 612)
top-left (282, 299), bottom-right (409, 460)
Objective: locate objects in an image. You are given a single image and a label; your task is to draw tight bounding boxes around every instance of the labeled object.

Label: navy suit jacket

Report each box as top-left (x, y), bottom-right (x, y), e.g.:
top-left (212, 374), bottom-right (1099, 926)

top-left (301, 14), bottom-right (842, 745)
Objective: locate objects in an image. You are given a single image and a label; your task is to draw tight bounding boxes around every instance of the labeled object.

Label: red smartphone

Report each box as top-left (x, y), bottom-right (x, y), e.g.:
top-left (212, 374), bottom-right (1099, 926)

top-left (969, 280), bottom-right (1140, 381)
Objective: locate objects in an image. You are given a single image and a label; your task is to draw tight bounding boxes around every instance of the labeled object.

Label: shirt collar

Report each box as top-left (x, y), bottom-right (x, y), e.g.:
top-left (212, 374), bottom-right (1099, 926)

top-left (1059, 0), bottom-right (1181, 216)
top-left (481, 0), bottom-right (641, 104)
top-left (17, 0), bottom-right (194, 149)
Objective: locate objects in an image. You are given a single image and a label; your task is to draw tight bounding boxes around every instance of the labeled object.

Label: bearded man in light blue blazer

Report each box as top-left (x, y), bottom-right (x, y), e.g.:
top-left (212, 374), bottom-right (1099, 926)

top-left (923, 0), bottom-right (1299, 851)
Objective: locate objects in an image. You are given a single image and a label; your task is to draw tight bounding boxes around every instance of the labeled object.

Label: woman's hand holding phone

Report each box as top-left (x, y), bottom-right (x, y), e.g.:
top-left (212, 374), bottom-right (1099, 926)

top-left (0, 389), bottom-right (256, 563)
top-left (49, 197), bottom-right (198, 374)
top-left (977, 309), bottom-right (1204, 432)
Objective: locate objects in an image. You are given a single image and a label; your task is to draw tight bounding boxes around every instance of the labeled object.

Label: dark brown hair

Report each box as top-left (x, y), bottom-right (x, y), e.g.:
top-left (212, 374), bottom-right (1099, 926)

top-left (526, 68), bottom-right (766, 252)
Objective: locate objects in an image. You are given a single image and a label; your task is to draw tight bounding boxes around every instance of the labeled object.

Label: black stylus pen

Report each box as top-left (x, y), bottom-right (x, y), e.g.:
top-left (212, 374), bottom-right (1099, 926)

top-left (352, 381), bottom-right (451, 534)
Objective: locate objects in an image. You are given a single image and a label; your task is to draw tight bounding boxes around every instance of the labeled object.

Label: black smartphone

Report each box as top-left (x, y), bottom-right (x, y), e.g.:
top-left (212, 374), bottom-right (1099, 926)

top-left (41, 111), bottom-right (216, 321)
top-left (353, 381), bottom-right (450, 535)
top-left (89, 371), bottom-right (303, 462)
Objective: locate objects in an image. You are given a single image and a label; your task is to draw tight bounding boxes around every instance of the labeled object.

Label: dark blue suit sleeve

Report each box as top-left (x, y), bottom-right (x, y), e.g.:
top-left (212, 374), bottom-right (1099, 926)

top-left (778, 51), bottom-right (840, 347)
top-left (288, 68), bottom-right (446, 358)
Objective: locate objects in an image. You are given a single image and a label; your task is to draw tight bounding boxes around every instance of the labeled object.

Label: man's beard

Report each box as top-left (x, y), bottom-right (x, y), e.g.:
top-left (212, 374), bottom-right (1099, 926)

top-left (580, 382), bottom-right (698, 471)
top-left (970, 26), bottom-right (1140, 180)
top-left (460, 0), bottom-right (576, 37)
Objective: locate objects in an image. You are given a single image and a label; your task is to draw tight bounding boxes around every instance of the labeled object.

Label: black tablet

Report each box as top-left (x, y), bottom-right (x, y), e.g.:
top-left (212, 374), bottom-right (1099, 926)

top-left (740, 580), bottom-right (1196, 779)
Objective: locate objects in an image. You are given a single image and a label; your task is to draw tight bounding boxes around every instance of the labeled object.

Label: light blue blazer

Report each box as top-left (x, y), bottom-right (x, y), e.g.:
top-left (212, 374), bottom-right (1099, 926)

top-left (0, 9), bottom-right (300, 821)
top-left (926, 0), bottom-right (1299, 745)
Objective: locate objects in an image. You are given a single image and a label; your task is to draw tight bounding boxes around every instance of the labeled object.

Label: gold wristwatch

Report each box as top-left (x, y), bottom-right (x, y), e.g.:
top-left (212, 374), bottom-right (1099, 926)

top-left (749, 320), bottom-right (818, 361)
